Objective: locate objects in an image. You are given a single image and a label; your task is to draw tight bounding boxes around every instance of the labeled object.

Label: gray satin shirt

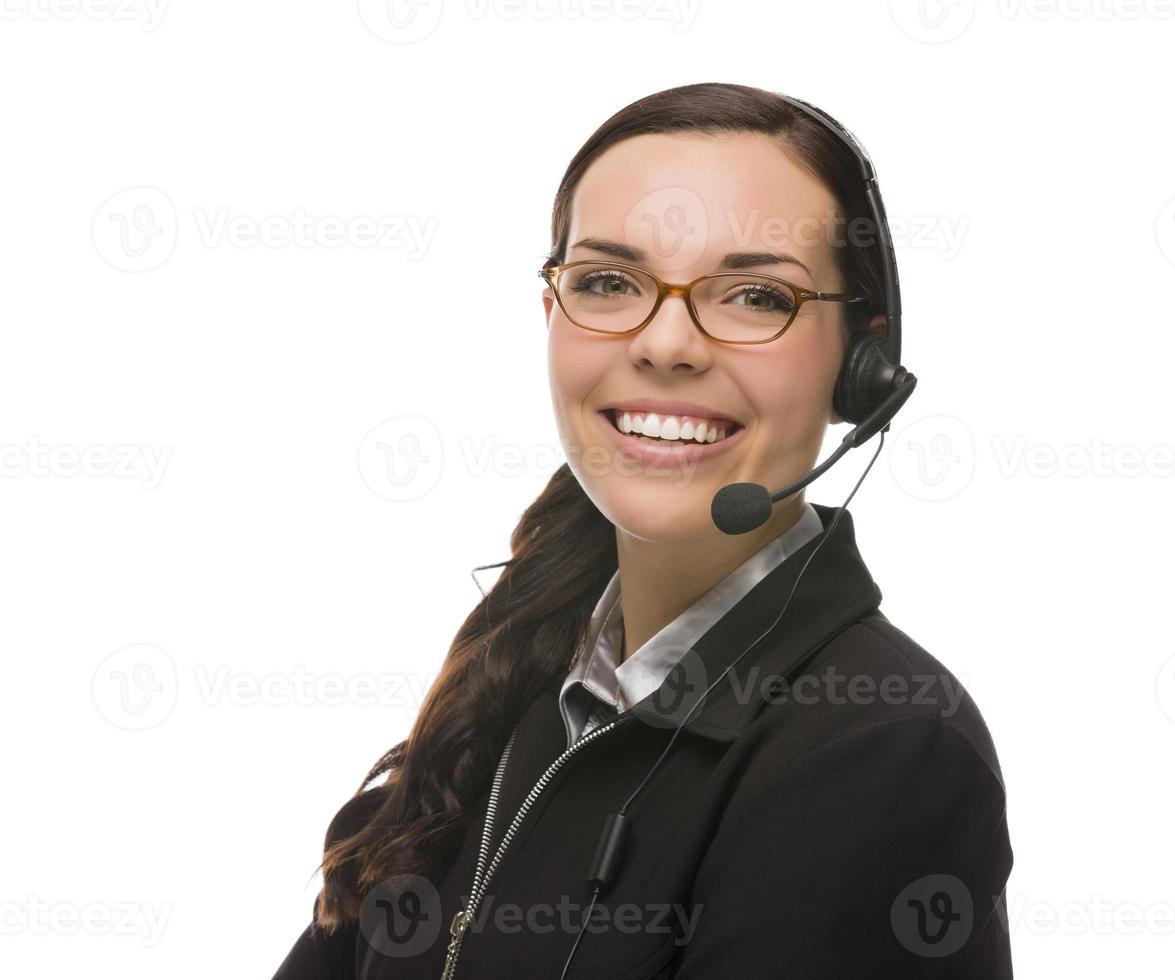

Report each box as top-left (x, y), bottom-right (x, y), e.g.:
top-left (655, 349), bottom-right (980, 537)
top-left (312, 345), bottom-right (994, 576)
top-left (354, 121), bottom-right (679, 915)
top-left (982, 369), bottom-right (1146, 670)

top-left (557, 501), bottom-right (825, 750)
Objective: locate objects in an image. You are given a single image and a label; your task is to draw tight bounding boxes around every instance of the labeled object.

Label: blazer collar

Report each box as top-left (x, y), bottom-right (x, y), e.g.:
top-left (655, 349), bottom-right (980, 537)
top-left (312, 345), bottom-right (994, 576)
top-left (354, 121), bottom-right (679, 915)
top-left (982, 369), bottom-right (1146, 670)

top-left (625, 502), bottom-right (883, 743)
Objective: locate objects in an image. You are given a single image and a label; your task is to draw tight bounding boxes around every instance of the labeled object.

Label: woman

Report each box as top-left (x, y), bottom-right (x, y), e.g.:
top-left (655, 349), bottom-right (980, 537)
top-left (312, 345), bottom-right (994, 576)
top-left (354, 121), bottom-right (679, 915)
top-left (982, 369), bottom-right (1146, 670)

top-left (272, 82), bottom-right (1013, 979)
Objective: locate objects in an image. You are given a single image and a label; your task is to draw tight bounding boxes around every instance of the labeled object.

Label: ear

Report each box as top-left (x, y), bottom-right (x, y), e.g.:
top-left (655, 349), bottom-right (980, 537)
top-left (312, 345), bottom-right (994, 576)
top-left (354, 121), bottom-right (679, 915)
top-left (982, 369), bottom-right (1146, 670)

top-left (827, 313), bottom-right (888, 425)
top-left (542, 289), bottom-right (554, 328)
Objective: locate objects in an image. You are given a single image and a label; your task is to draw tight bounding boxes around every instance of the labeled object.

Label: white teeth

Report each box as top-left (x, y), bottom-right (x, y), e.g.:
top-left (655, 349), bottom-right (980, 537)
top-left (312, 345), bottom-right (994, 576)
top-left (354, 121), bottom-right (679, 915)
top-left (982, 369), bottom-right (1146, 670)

top-left (613, 410), bottom-right (731, 444)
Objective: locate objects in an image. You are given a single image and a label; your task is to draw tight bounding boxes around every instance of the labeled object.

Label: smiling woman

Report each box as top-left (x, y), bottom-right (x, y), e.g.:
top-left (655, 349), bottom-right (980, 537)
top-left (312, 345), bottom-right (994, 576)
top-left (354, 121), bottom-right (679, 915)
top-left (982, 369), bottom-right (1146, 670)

top-left (543, 125), bottom-right (885, 558)
top-left (272, 82), bottom-right (1013, 980)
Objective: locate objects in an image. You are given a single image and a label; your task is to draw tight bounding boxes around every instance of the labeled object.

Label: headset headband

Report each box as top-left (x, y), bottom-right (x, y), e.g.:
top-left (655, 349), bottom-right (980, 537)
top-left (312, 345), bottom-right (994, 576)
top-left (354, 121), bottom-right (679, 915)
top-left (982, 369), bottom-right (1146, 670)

top-left (773, 93), bottom-right (903, 367)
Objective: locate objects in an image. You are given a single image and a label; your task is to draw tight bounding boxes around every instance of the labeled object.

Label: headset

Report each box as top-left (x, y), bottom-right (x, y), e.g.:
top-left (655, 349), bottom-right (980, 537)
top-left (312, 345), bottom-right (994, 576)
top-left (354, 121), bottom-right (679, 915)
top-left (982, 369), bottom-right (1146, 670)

top-left (557, 93), bottom-right (919, 978)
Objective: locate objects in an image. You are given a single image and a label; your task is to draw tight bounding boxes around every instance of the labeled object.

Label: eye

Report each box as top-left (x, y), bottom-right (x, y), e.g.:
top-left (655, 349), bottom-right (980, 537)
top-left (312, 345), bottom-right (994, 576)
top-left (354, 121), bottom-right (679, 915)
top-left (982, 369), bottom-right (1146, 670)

top-left (725, 282), bottom-right (797, 316)
top-left (571, 268), bottom-right (643, 298)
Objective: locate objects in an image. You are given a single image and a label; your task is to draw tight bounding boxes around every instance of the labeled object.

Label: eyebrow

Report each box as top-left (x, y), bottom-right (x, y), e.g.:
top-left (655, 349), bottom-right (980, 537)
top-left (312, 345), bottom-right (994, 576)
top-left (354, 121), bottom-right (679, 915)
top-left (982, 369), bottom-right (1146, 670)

top-left (568, 236), bottom-right (814, 280)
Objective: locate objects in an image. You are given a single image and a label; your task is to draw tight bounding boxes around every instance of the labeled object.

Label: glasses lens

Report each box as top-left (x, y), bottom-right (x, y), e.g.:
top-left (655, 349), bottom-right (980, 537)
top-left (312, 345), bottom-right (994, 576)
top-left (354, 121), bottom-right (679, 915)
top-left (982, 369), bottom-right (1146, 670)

top-left (555, 262), bottom-right (657, 333)
top-left (692, 273), bottom-right (798, 342)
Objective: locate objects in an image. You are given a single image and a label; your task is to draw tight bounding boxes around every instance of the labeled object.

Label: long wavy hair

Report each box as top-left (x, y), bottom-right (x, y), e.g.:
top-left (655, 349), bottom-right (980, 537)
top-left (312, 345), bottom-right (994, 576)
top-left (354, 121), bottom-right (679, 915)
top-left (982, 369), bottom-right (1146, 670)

top-left (313, 81), bottom-right (890, 932)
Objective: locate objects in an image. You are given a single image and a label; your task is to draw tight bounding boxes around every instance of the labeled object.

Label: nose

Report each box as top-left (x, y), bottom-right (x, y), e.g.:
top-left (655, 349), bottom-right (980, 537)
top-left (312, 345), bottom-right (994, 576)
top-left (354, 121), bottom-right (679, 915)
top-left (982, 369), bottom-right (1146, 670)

top-left (624, 290), bottom-right (713, 374)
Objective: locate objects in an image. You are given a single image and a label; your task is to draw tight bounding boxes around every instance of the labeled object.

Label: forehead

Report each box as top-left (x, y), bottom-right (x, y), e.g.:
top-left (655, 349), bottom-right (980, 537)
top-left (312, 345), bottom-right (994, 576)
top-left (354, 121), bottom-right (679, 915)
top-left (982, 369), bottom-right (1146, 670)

top-left (566, 131), bottom-right (841, 279)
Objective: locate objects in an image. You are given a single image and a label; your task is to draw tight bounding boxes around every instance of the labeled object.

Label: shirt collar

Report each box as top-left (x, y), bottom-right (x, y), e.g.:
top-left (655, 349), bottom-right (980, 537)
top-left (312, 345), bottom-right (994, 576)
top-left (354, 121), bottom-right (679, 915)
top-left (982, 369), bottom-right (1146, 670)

top-left (629, 501), bottom-right (884, 743)
top-left (559, 501), bottom-right (827, 747)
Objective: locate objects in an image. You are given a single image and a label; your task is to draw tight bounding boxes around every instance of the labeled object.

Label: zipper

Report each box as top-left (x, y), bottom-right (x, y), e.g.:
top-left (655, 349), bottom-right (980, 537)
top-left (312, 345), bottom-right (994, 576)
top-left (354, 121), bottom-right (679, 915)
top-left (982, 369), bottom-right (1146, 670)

top-left (439, 710), bottom-right (634, 979)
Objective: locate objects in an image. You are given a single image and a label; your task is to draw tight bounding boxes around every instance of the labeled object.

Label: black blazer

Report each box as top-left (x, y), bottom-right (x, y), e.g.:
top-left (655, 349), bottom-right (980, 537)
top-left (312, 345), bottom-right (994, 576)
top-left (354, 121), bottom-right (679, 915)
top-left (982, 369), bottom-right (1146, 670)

top-left (272, 503), bottom-right (1014, 978)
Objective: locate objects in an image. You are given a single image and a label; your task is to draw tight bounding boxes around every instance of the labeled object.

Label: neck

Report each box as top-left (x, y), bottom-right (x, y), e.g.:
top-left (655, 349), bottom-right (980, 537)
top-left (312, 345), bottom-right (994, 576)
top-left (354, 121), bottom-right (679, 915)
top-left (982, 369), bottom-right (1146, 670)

top-left (615, 494), bottom-right (806, 665)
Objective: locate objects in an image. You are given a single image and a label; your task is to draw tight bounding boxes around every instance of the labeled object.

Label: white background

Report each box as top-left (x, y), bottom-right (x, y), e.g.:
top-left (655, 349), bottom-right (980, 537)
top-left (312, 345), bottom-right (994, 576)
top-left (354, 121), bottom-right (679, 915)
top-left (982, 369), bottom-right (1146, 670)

top-left (2, 1), bottom-right (1173, 977)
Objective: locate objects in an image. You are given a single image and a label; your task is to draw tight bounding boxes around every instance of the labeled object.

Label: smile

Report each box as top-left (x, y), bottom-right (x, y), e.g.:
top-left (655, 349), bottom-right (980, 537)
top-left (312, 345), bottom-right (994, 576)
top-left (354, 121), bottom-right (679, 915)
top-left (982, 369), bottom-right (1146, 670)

top-left (597, 409), bottom-right (745, 463)
top-left (605, 408), bottom-right (741, 444)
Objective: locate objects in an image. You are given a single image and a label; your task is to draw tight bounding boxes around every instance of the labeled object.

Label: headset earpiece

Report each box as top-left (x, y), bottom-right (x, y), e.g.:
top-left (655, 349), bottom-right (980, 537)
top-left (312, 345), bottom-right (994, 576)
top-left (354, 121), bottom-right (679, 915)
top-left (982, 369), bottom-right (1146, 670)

top-left (833, 330), bottom-right (906, 426)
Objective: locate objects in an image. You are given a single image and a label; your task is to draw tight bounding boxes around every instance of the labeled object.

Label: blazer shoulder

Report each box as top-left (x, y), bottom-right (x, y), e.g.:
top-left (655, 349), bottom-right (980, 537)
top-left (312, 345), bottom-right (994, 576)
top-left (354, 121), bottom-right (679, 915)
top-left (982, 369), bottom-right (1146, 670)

top-left (790, 608), bottom-right (1007, 791)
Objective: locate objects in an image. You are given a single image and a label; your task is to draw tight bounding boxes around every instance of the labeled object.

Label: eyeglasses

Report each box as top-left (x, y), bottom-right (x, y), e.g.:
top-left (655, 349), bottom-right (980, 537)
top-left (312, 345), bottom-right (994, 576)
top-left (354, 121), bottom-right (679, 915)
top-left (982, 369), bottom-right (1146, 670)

top-left (539, 259), bottom-right (866, 345)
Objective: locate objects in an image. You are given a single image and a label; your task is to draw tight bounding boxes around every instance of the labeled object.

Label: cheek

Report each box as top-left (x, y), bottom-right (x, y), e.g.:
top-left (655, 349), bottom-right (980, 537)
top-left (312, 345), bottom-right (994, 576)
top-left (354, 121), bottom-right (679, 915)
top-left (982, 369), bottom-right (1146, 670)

top-left (547, 320), bottom-right (608, 428)
top-left (742, 336), bottom-right (841, 436)
top-left (548, 319), bottom-right (587, 399)
top-left (742, 340), bottom-right (836, 418)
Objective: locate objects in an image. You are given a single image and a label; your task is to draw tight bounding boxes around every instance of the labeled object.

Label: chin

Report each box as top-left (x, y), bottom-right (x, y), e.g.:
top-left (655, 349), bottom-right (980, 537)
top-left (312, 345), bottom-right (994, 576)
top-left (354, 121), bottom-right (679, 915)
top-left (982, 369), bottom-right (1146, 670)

top-left (597, 488), bottom-right (719, 543)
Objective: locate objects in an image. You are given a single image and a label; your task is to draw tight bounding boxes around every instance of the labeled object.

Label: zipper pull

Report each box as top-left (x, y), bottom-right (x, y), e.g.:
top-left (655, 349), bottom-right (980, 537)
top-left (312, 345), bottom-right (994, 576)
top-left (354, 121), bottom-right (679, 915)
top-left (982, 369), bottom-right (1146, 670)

top-left (447, 908), bottom-right (470, 951)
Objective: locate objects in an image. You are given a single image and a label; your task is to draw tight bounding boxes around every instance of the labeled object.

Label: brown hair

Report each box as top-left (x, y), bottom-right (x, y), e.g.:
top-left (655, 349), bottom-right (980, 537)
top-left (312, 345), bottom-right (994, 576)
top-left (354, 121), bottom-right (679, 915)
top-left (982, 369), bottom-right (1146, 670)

top-left (313, 80), bottom-right (890, 932)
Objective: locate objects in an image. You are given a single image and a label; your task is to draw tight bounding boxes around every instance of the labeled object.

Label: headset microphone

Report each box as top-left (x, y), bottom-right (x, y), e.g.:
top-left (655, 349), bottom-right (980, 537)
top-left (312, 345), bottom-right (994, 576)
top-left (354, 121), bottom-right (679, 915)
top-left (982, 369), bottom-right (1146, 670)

top-left (711, 370), bottom-right (916, 535)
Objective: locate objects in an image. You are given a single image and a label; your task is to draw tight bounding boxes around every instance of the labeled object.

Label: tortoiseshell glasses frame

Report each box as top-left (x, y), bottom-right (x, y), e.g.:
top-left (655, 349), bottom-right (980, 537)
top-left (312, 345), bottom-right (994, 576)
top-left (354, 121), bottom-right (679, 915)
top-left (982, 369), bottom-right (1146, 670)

top-left (539, 259), bottom-right (867, 345)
